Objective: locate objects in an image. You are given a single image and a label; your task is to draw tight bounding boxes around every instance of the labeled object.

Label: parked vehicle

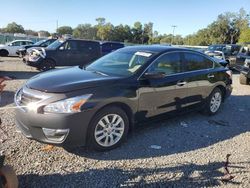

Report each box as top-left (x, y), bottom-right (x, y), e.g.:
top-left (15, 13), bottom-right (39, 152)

top-left (15, 46), bottom-right (232, 151)
top-left (24, 39), bottom-right (101, 71)
top-left (205, 50), bottom-right (229, 67)
top-left (0, 40), bottom-right (34, 57)
top-left (206, 44), bottom-right (241, 68)
top-left (238, 58), bottom-right (250, 85)
top-left (235, 44), bottom-right (250, 71)
top-left (16, 38), bottom-right (57, 57)
top-left (100, 41), bottom-right (124, 56)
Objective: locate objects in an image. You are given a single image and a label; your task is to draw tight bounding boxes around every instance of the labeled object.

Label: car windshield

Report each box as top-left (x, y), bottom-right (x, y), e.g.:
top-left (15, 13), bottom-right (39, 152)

top-left (47, 40), bottom-right (63, 49)
top-left (34, 40), bottom-right (46, 45)
top-left (86, 50), bottom-right (153, 77)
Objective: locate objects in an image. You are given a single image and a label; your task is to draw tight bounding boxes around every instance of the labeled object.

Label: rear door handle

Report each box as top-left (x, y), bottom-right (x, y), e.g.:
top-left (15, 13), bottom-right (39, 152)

top-left (207, 74), bottom-right (215, 78)
top-left (177, 81), bottom-right (187, 86)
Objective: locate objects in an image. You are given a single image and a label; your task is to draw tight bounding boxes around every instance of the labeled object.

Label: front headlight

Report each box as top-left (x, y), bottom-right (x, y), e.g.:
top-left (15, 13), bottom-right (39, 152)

top-left (43, 94), bottom-right (92, 113)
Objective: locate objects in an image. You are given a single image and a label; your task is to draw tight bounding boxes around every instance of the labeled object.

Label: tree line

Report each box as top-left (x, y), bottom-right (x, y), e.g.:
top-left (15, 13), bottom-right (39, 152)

top-left (0, 8), bottom-right (249, 45)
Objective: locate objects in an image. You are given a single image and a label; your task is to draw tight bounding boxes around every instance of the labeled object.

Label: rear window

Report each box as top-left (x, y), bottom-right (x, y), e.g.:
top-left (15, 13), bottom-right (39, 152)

top-left (183, 52), bottom-right (213, 71)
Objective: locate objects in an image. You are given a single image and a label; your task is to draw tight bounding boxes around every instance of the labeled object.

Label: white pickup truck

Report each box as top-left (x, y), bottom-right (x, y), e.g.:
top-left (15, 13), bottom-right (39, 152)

top-left (0, 40), bottom-right (34, 56)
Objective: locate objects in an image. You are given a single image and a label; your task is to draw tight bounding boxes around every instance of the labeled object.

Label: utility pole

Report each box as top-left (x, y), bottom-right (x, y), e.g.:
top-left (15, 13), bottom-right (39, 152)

top-left (56, 20), bottom-right (58, 32)
top-left (171, 25), bottom-right (177, 45)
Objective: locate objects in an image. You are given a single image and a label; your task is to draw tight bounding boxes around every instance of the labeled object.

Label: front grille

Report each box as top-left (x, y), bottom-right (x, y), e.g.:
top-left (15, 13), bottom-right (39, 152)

top-left (16, 89), bottom-right (41, 107)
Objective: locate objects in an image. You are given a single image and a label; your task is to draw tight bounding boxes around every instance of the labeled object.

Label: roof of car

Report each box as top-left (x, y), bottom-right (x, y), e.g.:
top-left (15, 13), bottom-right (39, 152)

top-left (99, 41), bottom-right (124, 45)
top-left (12, 40), bottom-right (33, 42)
top-left (119, 45), bottom-right (195, 54)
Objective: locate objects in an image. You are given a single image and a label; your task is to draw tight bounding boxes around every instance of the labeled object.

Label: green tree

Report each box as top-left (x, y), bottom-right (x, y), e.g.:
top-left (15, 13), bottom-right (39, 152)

top-left (25, 29), bottom-right (38, 36)
top-left (131, 21), bottom-right (143, 43)
top-left (97, 23), bottom-right (114, 41)
top-left (73, 24), bottom-right (97, 39)
top-left (4, 22), bottom-right (25, 33)
top-left (57, 26), bottom-right (73, 35)
top-left (239, 28), bottom-right (250, 43)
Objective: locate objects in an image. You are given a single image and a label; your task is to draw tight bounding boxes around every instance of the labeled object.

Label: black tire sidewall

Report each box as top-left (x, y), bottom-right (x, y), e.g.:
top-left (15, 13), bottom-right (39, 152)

top-left (205, 88), bottom-right (223, 115)
top-left (40, 59), bottom-right (55, 71)
top-left (88, 106), bottom-right (129, 151)
top-left (0, 50), bottom-right (9, 57)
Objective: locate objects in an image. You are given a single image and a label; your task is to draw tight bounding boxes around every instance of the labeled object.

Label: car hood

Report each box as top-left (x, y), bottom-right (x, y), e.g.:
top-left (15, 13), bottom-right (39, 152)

top-left (26, 67), bottom-right (120, 93)
top-left (0, 44), bottom-right (6, 48)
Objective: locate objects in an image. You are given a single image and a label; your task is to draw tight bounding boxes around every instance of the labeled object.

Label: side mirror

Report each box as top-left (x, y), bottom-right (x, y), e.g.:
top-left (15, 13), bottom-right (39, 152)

top-left (8, 43), bottom-right (13, 46)
top-left (59, 46), bottom-right (64, 50)
top-left (144, 72), bottom-right (166, 79)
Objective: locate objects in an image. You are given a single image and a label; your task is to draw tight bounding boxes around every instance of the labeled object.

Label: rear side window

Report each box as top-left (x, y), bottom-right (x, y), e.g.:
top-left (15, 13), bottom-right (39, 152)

top-left (78, 41), bottom-right (100, 53)
top-left (183, 52), bottom-right (213, 71)
top-left (149, 52), bottom-right (182, 75)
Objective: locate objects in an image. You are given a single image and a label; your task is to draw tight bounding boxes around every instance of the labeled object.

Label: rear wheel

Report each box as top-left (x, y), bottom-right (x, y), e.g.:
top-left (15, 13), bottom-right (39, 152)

top-left (239, 73), bottom-right (249, 85)
top-left (88, 106), bottom-right (129, 151)
top-left (0, 50), bottom-right (9, 57)
top-left (203, 87), bottom-right (223, 115)
top-left (39, 59), bottom-right (55, 71)
top-left (0, 165), bottom-right (18, 188)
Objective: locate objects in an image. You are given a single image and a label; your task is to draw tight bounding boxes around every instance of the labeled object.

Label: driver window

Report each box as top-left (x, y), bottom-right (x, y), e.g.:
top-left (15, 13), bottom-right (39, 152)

top-left (148, 52), bottom-right (182, 75)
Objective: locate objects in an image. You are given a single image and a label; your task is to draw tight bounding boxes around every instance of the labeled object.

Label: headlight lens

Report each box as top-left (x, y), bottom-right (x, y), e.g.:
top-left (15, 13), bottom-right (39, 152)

top-left (43, 94), bottom-right (92, 113)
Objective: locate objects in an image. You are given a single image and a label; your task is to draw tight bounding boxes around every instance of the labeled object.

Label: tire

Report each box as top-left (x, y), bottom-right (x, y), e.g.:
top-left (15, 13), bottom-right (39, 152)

top-left (0, 50), bottom-right (9, 57)
top-left (88, 106), bottom-right (129, 151)
top-left (203, 87), bottom-right (223, 115)
top-left (39, 59), bottom-right (55, 71)
top-left (239, 73), bottom-right (249, 85)
top-left (0, 165), bottom-right (18, 188)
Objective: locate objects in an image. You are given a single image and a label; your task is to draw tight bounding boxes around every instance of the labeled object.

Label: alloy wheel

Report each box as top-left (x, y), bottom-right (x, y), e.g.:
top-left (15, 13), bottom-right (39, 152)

top-left (94, 114), bottom-right (125, 147)
top-left (210, 92), bottom-right (222, 113)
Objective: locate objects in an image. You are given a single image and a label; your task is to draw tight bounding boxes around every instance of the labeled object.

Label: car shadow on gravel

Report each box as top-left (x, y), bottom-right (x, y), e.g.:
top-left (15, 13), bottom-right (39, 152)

top-left (67, 95), bottom-right (250, 161)
top-left (0, 91), bottom-right (15, 107)
top-left (18, 161), bottom-right (245, 187)
top-left (0, 71), bottom-right (38, 80)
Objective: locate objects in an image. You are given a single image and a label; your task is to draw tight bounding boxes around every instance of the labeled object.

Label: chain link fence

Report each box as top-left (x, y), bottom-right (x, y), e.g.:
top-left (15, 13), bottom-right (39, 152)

top-left (0, 33), bottom-right (45, 44)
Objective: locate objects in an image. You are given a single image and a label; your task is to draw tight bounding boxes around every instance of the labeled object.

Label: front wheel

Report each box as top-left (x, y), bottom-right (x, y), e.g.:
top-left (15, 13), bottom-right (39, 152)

top-left (203, 87), bottom-right (223, 115)
top-left (39, 59), bottom-right (55, 71)
top-left (88, 106), bottom-right (129, 151)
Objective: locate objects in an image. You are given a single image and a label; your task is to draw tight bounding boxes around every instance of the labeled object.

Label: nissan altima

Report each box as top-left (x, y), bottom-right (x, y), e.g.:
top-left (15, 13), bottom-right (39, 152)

top-left (15, 46), bottom-right (232, 150)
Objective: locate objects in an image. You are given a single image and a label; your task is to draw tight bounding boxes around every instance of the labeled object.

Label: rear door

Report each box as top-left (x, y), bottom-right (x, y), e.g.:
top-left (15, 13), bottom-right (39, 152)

top-left (181, 51), bottom-right (214, 108)
top-left (78, 41), bottom-right (101, 66)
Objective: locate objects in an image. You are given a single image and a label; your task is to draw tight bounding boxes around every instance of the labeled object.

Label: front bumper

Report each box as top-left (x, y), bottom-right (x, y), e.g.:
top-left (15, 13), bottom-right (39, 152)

top-left (15, 109), bottom-right (94, 147)
top-left (225, 84), bottom-right (232, 99)
top-left (25, 56), bottom-right (43, 67)
top-left (14, 87), bottom-right (96, 147)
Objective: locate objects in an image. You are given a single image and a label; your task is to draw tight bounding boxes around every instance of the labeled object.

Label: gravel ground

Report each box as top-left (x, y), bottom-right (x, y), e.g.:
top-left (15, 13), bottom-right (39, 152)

top-left (0, 57), bottom-right (250, 188)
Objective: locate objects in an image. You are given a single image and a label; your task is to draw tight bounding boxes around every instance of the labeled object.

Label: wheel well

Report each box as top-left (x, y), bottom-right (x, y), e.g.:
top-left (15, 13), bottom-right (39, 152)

top-left (0, 49), bottom-right (9, 55)
top-left (95, 102), bottom-right (134, 131)
top-left (216, 85), bottom-right (226, 101)
top-left (44, 58), bottom-right (56, 65)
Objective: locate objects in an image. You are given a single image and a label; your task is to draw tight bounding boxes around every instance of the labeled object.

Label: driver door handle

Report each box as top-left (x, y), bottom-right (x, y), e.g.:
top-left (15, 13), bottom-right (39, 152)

top-left (176, 81), bottom-right (187, 86)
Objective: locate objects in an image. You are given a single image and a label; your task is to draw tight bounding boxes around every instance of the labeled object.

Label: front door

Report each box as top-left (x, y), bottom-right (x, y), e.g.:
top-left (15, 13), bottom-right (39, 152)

top-left (138, 52), bottom-right (188, 118)
top-left (57, 40), bottom-right (80, 66)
